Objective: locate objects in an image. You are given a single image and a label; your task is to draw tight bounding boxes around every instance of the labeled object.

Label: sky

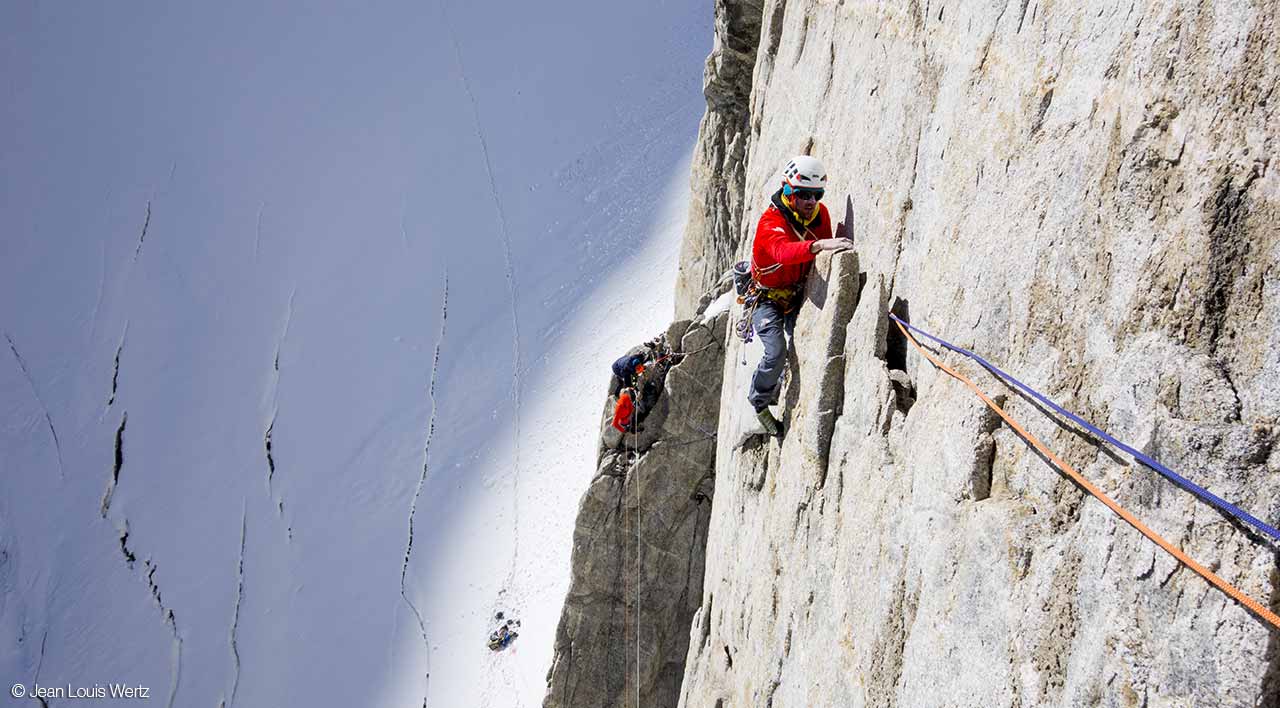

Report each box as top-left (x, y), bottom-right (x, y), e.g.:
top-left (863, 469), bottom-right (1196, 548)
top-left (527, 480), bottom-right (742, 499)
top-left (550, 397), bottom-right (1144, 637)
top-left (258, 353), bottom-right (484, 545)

top-left (0, 2), bottom-right (711, 705)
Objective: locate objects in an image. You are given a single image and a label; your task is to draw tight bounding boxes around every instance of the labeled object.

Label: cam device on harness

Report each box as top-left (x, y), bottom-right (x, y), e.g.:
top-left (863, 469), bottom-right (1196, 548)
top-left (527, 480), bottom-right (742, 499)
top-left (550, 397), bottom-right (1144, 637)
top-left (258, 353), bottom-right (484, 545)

top-left (733, 260), bottom-right (757, 344)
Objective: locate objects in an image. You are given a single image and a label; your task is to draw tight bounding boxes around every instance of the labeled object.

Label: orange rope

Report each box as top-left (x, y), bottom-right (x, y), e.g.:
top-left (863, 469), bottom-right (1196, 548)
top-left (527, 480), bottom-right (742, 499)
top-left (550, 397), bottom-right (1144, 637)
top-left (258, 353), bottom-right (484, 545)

top-left (894, 320), bottom-right (1280, 631)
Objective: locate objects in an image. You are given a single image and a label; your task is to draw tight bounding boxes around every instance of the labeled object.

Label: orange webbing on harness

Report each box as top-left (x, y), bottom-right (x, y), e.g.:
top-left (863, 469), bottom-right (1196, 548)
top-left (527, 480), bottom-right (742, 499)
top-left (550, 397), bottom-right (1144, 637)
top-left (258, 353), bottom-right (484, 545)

top-left (894, 319), bottom-right (1280, 631)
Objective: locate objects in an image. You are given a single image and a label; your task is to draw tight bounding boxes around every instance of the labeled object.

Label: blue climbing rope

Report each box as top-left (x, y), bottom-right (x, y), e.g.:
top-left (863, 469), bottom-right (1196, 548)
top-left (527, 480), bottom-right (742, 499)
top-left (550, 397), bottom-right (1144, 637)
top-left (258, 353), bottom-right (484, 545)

top-left (888, 314), bottom-right (1280, 545)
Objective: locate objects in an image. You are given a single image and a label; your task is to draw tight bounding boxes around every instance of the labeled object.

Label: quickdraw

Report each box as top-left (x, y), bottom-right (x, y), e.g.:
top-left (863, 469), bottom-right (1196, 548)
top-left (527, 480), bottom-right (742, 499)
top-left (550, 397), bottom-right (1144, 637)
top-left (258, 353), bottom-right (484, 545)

top-left (735, 284), bottom-right (761, 344)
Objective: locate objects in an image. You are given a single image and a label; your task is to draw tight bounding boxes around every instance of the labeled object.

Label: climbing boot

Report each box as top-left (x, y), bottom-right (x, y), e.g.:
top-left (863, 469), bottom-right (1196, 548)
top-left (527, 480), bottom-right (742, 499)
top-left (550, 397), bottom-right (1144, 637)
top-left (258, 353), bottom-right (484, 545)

top-left (756, 408), bottom-right (783, 437)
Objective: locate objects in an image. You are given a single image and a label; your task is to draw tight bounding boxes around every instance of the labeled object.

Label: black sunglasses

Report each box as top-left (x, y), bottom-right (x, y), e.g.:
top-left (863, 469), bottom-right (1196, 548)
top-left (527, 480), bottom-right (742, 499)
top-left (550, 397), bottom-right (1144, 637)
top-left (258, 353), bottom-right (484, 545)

top-left (792, 188), bottom-right (824, 201)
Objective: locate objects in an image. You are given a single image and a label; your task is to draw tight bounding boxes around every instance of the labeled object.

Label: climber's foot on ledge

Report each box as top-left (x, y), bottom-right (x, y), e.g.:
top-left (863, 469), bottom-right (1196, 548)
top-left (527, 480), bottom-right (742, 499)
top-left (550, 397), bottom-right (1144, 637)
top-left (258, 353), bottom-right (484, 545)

top-left (756, 408), bottom-right (784, 438)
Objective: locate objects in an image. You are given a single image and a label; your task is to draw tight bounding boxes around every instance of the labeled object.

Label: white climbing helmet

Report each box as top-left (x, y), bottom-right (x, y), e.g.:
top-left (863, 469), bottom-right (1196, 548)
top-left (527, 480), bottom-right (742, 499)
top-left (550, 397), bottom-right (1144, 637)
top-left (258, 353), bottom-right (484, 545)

top-left (781, 155), bottom-right (827, 190)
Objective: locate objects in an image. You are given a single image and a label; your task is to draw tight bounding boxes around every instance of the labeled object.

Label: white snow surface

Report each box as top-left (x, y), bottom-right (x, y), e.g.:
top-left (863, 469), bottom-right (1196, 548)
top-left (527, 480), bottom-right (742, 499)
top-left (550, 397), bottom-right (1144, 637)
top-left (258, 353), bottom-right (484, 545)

top-left (1, 2), bottom-right (708, 706)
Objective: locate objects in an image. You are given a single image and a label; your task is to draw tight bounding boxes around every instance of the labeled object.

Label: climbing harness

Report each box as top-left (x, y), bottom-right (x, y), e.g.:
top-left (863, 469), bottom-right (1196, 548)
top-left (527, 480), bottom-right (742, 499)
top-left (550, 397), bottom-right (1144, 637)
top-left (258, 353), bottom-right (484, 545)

top-left (736, 279), bottom-right (800, 346)
top-left (759, 284), bottom-right (801, 309)
top-left (890, 315), bottom-right (1280, 631)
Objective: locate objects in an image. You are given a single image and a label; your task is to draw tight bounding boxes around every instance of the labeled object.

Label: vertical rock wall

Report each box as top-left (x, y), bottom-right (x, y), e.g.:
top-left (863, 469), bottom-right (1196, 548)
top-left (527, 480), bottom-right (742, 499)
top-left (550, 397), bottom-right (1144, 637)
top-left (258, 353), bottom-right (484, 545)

top-left (674, 0), bottom-right (766, 319)
top-left (544, 311), bottom-right (728, 708)
top-left (677, 1), bottom-right (1280, 706)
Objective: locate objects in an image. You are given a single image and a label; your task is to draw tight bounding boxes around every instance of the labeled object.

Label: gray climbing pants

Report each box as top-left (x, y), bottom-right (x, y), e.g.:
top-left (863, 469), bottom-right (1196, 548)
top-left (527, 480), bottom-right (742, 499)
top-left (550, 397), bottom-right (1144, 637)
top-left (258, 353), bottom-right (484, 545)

top-left (748, 299), bottom-right (796, 412)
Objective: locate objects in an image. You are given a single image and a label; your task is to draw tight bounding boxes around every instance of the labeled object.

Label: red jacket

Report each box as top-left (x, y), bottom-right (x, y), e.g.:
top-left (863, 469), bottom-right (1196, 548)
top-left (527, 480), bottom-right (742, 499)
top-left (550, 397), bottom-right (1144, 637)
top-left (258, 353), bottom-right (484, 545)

top-left (751, 191), bottom-right (832, 289)
top-left (611, 390), bottom-right (636, 432)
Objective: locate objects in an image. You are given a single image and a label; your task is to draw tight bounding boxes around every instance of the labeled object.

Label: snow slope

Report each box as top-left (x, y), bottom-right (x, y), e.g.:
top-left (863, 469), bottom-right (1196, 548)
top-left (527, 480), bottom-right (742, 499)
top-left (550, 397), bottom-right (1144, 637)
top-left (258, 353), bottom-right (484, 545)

top-left (0, 2), bottom-right (709, 706)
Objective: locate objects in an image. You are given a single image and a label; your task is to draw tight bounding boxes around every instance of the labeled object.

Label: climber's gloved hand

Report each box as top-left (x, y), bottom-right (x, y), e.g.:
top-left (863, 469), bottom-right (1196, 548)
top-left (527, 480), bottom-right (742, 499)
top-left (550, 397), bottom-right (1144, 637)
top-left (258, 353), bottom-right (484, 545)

top-left (810, 237), bottom-right (854, 254)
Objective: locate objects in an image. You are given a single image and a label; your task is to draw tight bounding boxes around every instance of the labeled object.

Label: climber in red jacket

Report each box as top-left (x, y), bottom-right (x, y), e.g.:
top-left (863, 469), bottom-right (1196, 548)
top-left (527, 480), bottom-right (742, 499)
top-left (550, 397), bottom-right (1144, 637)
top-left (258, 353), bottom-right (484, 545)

top-left (611, 387), bottom-right (637, 433)
top-left (748, 155), bottom-right (853, 436)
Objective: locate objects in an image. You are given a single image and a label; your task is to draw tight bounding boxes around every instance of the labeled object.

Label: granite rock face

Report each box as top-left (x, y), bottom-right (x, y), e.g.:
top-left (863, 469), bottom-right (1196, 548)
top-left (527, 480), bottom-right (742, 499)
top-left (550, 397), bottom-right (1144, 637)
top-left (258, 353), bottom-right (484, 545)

top-left (549, 1), bottom-right (1279, 705)
top-left (673, 0), bottom-right (766, 320)
top-left (543, 310), bottom-right (728, 708)
top-left (674, 1), bottom-right (1280, 707)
